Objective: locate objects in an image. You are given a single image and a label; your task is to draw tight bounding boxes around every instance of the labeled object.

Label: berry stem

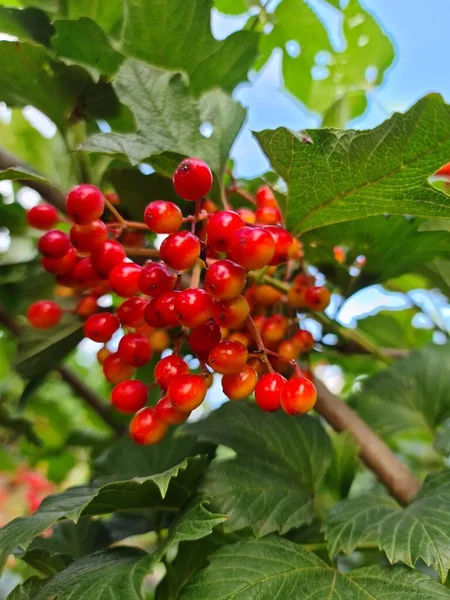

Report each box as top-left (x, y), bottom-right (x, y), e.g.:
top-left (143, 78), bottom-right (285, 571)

top-left (104, 197), bottom-right (127, 226)
top-left (123, 247), bottom-right (160, 258)
top-left (227, 184), bottom-right (257, 206)
top-left (245, 315), bottom-right (274, 373)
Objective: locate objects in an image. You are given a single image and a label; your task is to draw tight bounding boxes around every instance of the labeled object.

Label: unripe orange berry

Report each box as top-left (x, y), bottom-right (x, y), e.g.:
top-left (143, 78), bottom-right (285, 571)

top-left (261, 315), bottom-right (288, 345)
top-left (304, 286), bottom-right (331, 312)
top-left (292, 329), bottom-right (314, 353)
top-left (278, 340), bottom-right (299, 361)
top-left (222, 365), bottom-right (258, 400)
top-left (209, 340), bottom-right (248, 375)
top-left (212, 295), bottom-right (249, 329)
top-left (251, 284), bottom-right (283, 306)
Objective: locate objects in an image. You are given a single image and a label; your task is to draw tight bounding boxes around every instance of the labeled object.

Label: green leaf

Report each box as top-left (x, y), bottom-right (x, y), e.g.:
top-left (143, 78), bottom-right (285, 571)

top-left (0, 167), bottom-right (56, 187)
top-left (0, 202), bottom-right (27, 235)
top-left (255, 95), bottom-right (450, 233)
top-left (214, 0), bottom-right (250, 14)
top-left (0, 404), bottom-right (41, 445)
top-left (14, 314), bottom-right (84, 380)
top-left (7, 577), bottom-right (44, 600)
top-left (86, 60), bottom-right (246, 182)
top-left (187, 402), bottom-right (332, 536)
top-left (63, 0), bottom-right (123, 32)
top-left (325, 430), bottom-right (359, 499)
top-left (322, 91), bottom-right (368, 128)
top-left (356, 309), bottom-right (434, 350)
top-left (180, 536), bottom-right (450, 599)
top-left (326, 470), bottom-right (450, 581)
top-left (121, 0), bottom-right (258, 95)
top-left (0, 6), bottom-right (53, 45)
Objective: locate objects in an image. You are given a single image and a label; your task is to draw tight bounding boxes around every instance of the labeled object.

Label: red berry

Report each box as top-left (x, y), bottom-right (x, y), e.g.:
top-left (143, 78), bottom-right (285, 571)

top-left (130, 407), bottom-right (168, 445)
top-left (72, 257), bottom-right (102, 288)
top-left (222, 365), bottom-right (258, 400)
top-left (84, 313), bottom-right (120, 343)
top-left (70, 220), bottom-right (108, 253)
top-left (160, 231), bottom-right (201, 271)
top-left (118, 333), bottom-right (152, 367)
top-left (66, 184), bottom-right (104, 225)
top-left (228, 227), bottom-right (275, 270)
top-left (38, 230), bottom-right (71, 259)
top-left (109, 262), bottom-right (142, 297)
top-left (76, 295), bottom-right (98, 317)
top-left (189, 319), bottom-right (221, 356)
top-left (42, 247), bottom-right (78, 275)
top-left (103, 352), bottom-right (135, 384)
top-left (139, 262), bottom-right (176, 297)
top-left (206, 211), bottom-right (244, 253)
top-left (27, 300), bottom-right (62, 329)
top-left (145, 291), bottom-right (180, 327)
top-left (117, 297), bottom-right (148, 328)
top-left (173, 158), bottom-right (212, 201)
top-left (111, 380), bottom-right (148, 413)
top-left (167, 374), bottom-right (207, 412)
top-left (256, 185), bottom-right (277, 207)
top-left (204, 260), bottom-right (246, 300)
top-left (254, 373), bottom-right (286, 412)
top-left (265, 226), bottom-right (296, 266)
top-left (236, 207), bottom-right (256, 224)
top-left (156, 397), bottom-right (190, 425)
top-left (280, 377), bottom-right (317, 415)
top-left (91, 241), bottom-right (126, 277)
top-left (175, 288), bottom-right (213, 328)
top-left (154, 355), bottom-right (189, 390)
top-left (27, 204), bottom-right (58, 230)
top-left (255, 206), bottom-right (281, 225)
top-left (212, 295), bottom-right (249, 329)
top-left (304, 286), bottom-right (331, 311)
top-left (262, 315), bottom-right (288, 345)
top-left (292, 329), bottom-right (314, 353)
top-left (144, 200), bottom-right (183, 233)
top-left (209, 340), bottom-right (248, 375)
top-left (436, 162), bottom-right (450, 177)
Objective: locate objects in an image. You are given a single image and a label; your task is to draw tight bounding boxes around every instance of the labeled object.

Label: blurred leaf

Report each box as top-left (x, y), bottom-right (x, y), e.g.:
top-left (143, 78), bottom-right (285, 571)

top-left (214, 0), bottom-right (250, 13)
top-left (7, 577), bottom-right (44, 600)
top-left (322, 91), bottom-right (368, 128)
top-left (0, 404), bottom-right (41, 445)
top-left (0, 6), bottom-right (53, 45)
top-left (356, 309), bottom-right (433, 350)
top-left (434, 426), bottom-right (450, 456)
top-left (0, 202), bottom-right (26, 235)
top-left (0, 237), bottom-right (37, 266)
top-left (325, 430), bottom-right (359, 499)
top-left (63, 0), bottom-right (123, 32)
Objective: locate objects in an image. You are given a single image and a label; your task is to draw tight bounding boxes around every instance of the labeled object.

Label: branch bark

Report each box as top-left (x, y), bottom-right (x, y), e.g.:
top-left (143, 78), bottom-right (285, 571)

top-left (314, 378), bottom-right (421, 505)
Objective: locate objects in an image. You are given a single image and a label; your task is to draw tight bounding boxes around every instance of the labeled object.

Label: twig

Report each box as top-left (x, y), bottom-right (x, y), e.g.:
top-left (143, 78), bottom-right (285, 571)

top-left (105, 197), bottom-right (127, 226)
top-left (245, 316), bottom-right (274, 373)
top-left (123, 247), bottom-right (160, 258)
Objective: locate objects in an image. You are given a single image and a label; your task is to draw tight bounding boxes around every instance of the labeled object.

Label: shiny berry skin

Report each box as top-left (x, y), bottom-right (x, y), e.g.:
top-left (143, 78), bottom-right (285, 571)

top-left (145, 291), bottom-right (180, 327)
top-left (118, 333), bottom-right (152, 367)
top-left (228, 226), bottom-right (275, 271)
top-left (27, 300), bottom-right (62, 329)
top-left (130, 407), bottom-right (168, 445)
top-left (304, 286), bottom-right (331, 311)
top-left (139, 262), bottom-right (176, 297)
top-left (66, 184), bottom-right (104, 224)
top-left (280, 377), bottom-right (317, 415)
top-left (251, 284), bottom-right (282, 306)
top-left (436, 162), bottom-right (450, 177)
top-left (27, 204), bottom-right (58, 230)
top-left (204, 260), bottom-right (246, 300)
top-left (167, 374), bottom-right (207, 412)
top-left (42, 247), bottom-right (78, 275)
top-left (160, 231), bottom-right (201, 271)
top-left (38, 230), bottom-right (71, 259)
top-left (109, 262), bottom-right (142, 297)
top-left (76, 295), bottom-right (98, 317)
top-left (292, 329), bottom-right (314, 353)
top-left (117, 297), bottom-right (148, 328)
top-left (70, 220), bottom-right (108, 253)
top-left (173, 158), bottom-right (213, 201)
top-left (254, 373), bottom-right (286, 412)
top-left (144, 200), bottom-right (183, 233)
top-left (175, 288), bottom-right (213, 328)
top-left (103, 352), bottom-right (135, 384)
top-left (91, 240), bottom-right (126, 277)
top-left (212, 295), bottom-right (249, 329)
top-left (72, 257), bottom-right (102, 288)
top-left (154, 355), bottom-right (189, 389)
top-left (206, 211), bottom-right (244, 253)
top-left (156, 397), bottom-right (190, 425)
top-left (256, 185), bottom-right (278, 207)
top-left (111, 380), bottom-right (148, 413)
top-left (84, 313), bottom-right (120, 343)
top-left (236, 207), bottom-right (256, 224)
top-left (255, 205), bottom-right (282, 225)
top-left (265, 226), bottom-right (297, 266)
top-left (189, 319), bottom-right (221, 356)
top-left (222, 365), bottom-right (258, 400)
top-left (209, 340), bottom-right (248, 375)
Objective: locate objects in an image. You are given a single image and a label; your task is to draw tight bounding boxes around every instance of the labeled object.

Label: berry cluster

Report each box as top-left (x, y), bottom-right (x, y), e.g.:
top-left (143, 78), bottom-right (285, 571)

top-left (26, 158), bottom-right (332, 445)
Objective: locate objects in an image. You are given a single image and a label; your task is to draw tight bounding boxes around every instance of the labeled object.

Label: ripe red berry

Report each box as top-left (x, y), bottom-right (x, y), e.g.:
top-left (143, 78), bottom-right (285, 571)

top-left (167, 374), bottom-right (207, 412)
top-left (261, 315), bottom-right (288, 345)
top-left (66, 184), bottom-right (104, 224)
top-left (139, 262), bottom-right (176, 297)
top-left (70, 220), bottom-right (108, 253)
top-left (117, 297), bottom-right (148, 328)
top-left (204, 260), bottom-right (246, 300)
top-left (84, 313), bottom-right (120, 343)
top-left (27, 300), bottom-right (62, 329)
top-left (304, 286), bottom-right (331, 311)
top-left (130, 407), bottom-right (168, 445)
top-left (111, 380), bottom-right (148, 413)
top-left (292, 329), bottom-right (314, 353)
top-left (145, 291), bottom-right (180, 327)
top-left (42, 247), bottom-right (78, 275)
top-left (175, 288), bottom-right (213, 328)
top-left (38, 230), bottom-right (71, 259)
top-left (188, 319), bottom-right (221, 356)
top-left (173, 158), bottom-right (213, 201)
top-left (103, 352), bottom-right (135, 384)
top-left (236, 207), bottom-right (256, 224)
top-left (154, 355), bottom-right (189, 389)
top-left (72, 257), bottom-right (102, 288)
top-left (156, 397), bottom-right (190, 425)
top-left (144, 200), bottom-right (183, 233)
top-left (91, 241), bottom-right (126, 277)
top-left (212, 295), bottom-right (249, 329)
top-left (254, 373), bottom-right (286, 412)
top-left (27, 204), bottom-right (58, 230)
top-left (280, 377), bottom-right (317, 415)
top-left (256, 185), bottom-right (278, 207)
top-left (160, 231), bottom-right (201, 271)
top-left (209, 340), bottom-right (248, 375)
top-left (222, 365), bottom-right (258, 401)
top-left (255, 206), bottom-right (282, 225)
top-left (206, 211), bottom-right (244, 253)
top-left (76, 295), bottom-right (98, 317)
top-left (109, 262), bottom-right (142, 297)
top-left (228, 226), bottom-right (275, 270)
top-left (265, 226), bottom-right (297, 266)
top-left (118, 333), bottom-right (152, 367)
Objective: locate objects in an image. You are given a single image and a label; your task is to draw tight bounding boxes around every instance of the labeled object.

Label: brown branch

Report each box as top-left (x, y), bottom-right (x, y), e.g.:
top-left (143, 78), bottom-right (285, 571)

top-left (314, 378), bottom-right (420, 505)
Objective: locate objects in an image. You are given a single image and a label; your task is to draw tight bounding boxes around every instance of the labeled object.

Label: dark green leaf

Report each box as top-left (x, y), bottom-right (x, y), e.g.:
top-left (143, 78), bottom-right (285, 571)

top-left (0, 404), bottom-right (41, 445)
top-left (7, 577), bottom-right (44, 600)
top-left (325, 430), bottom-right (359, 499)
top-left (0, 202), bottom-right (27, 235)
top-left (0, 6), bottom-right (53, 45)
